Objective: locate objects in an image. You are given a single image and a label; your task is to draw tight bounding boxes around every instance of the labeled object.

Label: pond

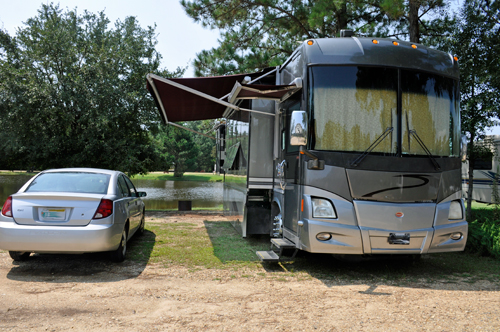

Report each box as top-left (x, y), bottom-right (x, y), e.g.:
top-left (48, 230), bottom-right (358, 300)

top-left (0, 175), bottom-right (223, 211)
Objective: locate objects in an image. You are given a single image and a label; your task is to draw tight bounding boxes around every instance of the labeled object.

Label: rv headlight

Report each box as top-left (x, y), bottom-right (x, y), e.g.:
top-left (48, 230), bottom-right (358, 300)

top-left (448, 200), bottom-right (463, 220)
top-left (311, 198), bottom-right (337, 219)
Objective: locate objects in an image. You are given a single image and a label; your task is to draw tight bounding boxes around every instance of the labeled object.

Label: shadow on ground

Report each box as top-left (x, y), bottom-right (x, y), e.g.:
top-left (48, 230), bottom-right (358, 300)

top-left (204, 220), bottom-right (500, 292)
top-left (5, 229), bottom-right (156, 283)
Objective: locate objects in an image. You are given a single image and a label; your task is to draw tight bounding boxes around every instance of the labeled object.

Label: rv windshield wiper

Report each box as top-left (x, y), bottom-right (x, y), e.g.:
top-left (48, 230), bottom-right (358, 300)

top-left (409, 129), bottom-right (441, 171)
top-left (350, 127), bottom-right (393, 168)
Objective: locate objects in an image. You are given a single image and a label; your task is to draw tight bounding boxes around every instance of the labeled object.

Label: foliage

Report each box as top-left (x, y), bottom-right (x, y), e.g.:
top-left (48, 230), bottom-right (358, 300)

top-left (0, 4), bottom-right (184, 175)
top-left (448, 0), bottom-right (500, 220)
top-left (152, 120), bottom-right (217, 177)
top-left (181, 0), bottom-right (456, 76)
top-left (467, 218), bottom-right (500, 259)
top-left (154, 124), bottom-right (198, 177)
top-left (185, 120), bottom-right (217, 172)
top-left (374, 0), bottom-right (456, 44)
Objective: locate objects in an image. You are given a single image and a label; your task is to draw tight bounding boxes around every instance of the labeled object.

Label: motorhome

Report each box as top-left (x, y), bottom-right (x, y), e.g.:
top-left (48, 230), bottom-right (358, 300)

top-left (147, 31), bottom-right (467, 261)
top-left (462, 135), bottom-right (500, 204)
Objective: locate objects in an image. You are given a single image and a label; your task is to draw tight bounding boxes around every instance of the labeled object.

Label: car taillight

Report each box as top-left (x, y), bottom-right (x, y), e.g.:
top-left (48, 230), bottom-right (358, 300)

top-left (93, 199), bottom-right (113, 219)
top-left (1, 196), bottom-right (12, 217)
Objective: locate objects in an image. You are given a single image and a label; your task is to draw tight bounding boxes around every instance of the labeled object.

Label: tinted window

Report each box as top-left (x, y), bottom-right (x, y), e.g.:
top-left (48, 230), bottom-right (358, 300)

top-left (123, 176), bottom-right (137, 197)
top-left (26, 172), bottom-right (110, 194)
top-left (401, 70), bottom-right (460, 157)
top-left (310, 66), bottom-right (398, 154)
top-left (117, 176), bottom-right (130, 197)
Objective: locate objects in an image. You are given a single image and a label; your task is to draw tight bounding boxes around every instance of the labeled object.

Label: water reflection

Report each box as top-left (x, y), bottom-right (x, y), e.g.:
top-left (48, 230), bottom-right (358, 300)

top-left (0, 175), bottom-right (223, 211)
top-left (0, 174), bottom-right (34, 204)
top-left (132, 179), bottom-right (223, 210)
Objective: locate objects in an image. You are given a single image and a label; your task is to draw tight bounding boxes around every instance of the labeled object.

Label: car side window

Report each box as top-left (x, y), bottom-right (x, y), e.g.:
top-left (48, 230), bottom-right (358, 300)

top-left (117, 176), bottom-right (130, 198)
top-left (123, 176), bottom-right (138, 197)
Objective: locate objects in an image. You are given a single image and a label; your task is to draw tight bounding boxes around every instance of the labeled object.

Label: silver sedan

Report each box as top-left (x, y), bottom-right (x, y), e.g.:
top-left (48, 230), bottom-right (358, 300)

top-left (0, 168), bottom-right (146, 262)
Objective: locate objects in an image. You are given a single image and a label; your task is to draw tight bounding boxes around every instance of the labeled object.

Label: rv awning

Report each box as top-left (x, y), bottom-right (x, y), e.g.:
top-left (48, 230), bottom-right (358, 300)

top-left (228, 78), bottom-right (303, 103)
top-left (146, 68), bottom-right (277, 124)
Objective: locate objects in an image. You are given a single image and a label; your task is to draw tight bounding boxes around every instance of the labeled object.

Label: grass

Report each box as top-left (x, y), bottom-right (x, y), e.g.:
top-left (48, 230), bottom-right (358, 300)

top-left (0, 171), bottom-right (37, 176)
top-left (146, 205), bottom-right (224, 212)
top-left (132, 172), bottom-right (223, 182)
top-left (128, 220), bottom-right (269, 269)
top-left (126, 217), bottom-right (500, 285)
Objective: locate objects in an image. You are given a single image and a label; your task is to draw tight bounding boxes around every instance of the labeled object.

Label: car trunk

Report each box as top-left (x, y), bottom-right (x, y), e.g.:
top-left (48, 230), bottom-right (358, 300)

top-left (11, 193), bottom-right (104, 226)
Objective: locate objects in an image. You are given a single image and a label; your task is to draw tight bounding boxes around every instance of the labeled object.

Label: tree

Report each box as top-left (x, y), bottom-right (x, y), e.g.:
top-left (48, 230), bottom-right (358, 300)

top-left (181, 0), bottom-right (387, 76)
top-left (450, 0), bottom-right (500, 221)
top-left (181, 0), bottom-right (456, 76)
top-left (0, 4), bottom-right (184, 175)
top-left (185, 120), bottom-right (217, 172)
top-left (154, 124), bottom-right (199, 177)
top-left (373, 0), bottom-right (456, 44)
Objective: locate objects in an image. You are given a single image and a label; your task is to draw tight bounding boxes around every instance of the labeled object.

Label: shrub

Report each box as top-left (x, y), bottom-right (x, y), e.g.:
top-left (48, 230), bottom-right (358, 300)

top-left (466, 217), bottom-right (500, 259)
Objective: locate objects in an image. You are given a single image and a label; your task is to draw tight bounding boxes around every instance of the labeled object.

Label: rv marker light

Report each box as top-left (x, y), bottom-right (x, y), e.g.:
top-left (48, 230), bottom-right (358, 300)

top-left (307, 40), bottom-right (314, 45)
top-left (392, 41), bottom-right (399, 46)
top-left (316, 233), bottom-right (332, 241)
top-left (372, 39), bottom-right (379, 44)
top-left (450, 232), bottom-right (463, 240)
top-left (411, 44), bottom-right (417, 49)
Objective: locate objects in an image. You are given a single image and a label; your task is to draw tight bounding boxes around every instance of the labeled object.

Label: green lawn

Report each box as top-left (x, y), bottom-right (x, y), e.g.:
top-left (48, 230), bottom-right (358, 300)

top-left (132, 172), bottom-right (223, 182)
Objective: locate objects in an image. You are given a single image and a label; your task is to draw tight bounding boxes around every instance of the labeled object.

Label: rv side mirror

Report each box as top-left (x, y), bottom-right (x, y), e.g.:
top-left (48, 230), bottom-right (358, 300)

top-left (290, 111), bottom-right (308, 146)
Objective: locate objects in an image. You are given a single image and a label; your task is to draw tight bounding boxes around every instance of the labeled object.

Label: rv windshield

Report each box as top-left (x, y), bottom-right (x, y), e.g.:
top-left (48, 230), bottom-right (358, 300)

top-left (309, 66), bottom-right (460, 157)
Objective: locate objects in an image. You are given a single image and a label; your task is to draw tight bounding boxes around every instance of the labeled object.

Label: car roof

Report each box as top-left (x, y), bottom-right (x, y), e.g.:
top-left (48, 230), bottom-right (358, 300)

top-left (40, 168), bottom-right (121, 176)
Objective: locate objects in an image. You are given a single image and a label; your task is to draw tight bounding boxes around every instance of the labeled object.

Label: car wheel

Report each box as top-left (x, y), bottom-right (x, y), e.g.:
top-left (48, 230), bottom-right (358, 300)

top-left (138, 210), bottom-right (145, 235)
top-left (110, 229), bottom-right (127, 263)
top-left (9, 251), bottom-right (31, 261)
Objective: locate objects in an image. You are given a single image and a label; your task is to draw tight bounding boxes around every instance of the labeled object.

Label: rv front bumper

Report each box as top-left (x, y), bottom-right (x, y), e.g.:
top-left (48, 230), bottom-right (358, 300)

top-left (299, 219), bottom-right (468, 255)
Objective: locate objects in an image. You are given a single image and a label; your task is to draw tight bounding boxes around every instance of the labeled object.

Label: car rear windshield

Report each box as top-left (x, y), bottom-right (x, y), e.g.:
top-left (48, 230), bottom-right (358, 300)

top-left (26, 172), bottom-right (111, 194)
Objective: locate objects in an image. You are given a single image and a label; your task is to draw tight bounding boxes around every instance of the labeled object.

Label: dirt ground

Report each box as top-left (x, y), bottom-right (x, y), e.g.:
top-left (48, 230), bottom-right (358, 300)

top-left (0, 213), bottom-right (499, 331)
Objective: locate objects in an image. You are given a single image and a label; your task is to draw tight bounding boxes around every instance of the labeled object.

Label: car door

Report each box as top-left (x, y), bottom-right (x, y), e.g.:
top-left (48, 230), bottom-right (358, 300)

top-left (117, 175), bottom-right (133, 228)
top-left (123, 175), bottom-right (142, 233)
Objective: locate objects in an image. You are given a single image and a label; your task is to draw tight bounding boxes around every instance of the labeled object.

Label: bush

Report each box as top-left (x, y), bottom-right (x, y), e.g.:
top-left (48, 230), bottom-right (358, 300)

top-left (466, 217), bottom-right (500, 259)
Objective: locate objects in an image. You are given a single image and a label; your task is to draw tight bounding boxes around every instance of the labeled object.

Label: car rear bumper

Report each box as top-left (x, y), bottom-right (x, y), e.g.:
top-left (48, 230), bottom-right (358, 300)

top-left (0, 220), bottom-right (124, 253)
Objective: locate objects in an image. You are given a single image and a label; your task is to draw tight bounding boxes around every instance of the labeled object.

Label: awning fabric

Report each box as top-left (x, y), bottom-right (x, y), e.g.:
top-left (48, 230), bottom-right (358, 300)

top-left (146, 68), bottom-right (275, 123)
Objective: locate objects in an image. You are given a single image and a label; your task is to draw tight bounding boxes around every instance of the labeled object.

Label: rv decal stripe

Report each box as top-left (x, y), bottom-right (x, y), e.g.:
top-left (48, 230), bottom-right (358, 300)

top-left (362, 175), bottom-right (430, 198)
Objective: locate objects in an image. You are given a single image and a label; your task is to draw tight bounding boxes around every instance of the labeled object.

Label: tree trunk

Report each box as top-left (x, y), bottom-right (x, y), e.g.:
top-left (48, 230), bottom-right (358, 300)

top-left (335, 2), bottom-right (348, 34)
top-left (466, 137), bottom-right (474, 222)
top-left (409, 0), bottom-right (420, 43)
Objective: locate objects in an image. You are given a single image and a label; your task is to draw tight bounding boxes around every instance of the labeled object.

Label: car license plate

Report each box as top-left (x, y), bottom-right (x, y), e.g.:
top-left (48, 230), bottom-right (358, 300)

top-left (41, 208), bottom-right (66, 221)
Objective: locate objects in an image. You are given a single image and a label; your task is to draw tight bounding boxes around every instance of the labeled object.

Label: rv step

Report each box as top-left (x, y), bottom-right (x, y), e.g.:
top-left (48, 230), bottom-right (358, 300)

top-left (271, 238), bottom-right (295, 249)
top-left (256, 250), bottom-right (280, 262)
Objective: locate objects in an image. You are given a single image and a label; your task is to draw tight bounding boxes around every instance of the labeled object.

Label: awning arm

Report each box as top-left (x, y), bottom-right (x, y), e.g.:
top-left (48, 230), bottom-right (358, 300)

top-left (147, 74), bottom-right (274, 118)
top-left (218, 67), bottom-right (279, 101)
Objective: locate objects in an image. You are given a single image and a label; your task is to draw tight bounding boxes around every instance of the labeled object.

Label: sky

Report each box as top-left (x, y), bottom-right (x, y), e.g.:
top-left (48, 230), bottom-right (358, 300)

top-left (0, 0), bottom-right (220, 77)
top-left (1, 0), bottom-right (499, 136)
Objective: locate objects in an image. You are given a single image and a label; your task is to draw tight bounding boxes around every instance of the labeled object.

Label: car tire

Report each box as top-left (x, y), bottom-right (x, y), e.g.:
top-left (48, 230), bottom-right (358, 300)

top-left (138, 210), bottom-right (145, 236)
top-left (9, 251), bottom-right (31, 261)
top-left (110, 229), bottom-right (127, 263)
